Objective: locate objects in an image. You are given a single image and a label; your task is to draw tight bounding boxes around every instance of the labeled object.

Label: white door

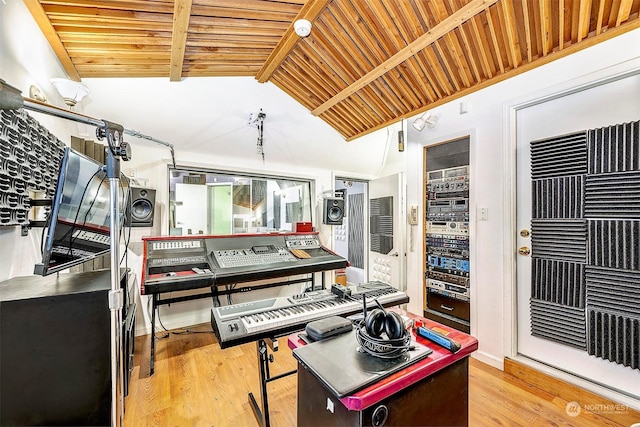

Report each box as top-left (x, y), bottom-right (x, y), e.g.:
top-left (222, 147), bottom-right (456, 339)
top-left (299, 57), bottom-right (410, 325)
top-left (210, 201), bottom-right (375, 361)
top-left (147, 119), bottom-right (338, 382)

top-left (175, 183), bottom-right (207, 235)
top-left (516, 73), bottom-right (640, 398)
top-left (368, 173), bottom-right (406, 291)
top-left (207, 183), bottom-right (233, 234)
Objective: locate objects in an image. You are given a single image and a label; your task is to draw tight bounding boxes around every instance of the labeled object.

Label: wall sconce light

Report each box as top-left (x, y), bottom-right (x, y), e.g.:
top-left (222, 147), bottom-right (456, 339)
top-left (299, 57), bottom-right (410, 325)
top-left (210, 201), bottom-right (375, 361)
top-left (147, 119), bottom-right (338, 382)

top-left (50, 78), bottom-right (90, 108)
top-left (412, 112), bottom-right (438, 131)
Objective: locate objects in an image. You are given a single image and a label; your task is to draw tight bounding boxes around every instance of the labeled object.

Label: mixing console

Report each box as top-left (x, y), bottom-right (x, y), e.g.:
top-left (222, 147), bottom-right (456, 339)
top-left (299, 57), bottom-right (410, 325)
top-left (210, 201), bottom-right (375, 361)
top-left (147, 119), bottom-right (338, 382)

top-left (148, 255), bottom-right (209, 267)
top-left (212, 246), bottom-right (296, 269)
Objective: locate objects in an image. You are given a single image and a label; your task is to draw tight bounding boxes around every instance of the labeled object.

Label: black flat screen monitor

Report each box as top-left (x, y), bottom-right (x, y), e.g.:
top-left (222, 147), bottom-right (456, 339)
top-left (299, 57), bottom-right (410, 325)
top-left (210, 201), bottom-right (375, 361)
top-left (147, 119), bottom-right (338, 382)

top-left (34, 147), bottom-right (129, 276)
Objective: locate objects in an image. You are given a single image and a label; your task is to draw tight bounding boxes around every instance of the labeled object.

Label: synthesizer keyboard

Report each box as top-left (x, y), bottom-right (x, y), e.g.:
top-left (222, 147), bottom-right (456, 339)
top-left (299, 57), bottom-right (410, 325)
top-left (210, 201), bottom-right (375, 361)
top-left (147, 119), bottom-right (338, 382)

top-left (211, 281), bottom-right (409, 348)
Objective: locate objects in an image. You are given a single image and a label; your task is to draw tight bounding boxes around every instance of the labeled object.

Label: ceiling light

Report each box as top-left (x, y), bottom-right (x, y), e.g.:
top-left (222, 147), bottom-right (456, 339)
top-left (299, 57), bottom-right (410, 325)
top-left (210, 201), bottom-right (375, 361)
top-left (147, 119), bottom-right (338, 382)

top-left (294, 19), bottom-right (312, 37)
top-left (412, 112), bottom-right (438, 131)
top-left (50, 78), bottom-right (90, 108)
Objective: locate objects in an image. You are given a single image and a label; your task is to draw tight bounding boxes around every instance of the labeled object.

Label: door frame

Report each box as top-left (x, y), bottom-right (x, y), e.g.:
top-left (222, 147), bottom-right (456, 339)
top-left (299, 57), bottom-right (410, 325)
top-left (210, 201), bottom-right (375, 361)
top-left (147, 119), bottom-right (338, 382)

top-left (503, 60), bottom-right (640, 402)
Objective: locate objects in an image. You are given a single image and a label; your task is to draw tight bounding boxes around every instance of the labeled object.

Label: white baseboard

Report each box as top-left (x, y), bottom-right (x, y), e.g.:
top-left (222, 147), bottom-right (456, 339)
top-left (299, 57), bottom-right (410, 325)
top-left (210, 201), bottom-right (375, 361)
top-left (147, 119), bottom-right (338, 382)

top-left (472, 350), bottom-right (504, 370)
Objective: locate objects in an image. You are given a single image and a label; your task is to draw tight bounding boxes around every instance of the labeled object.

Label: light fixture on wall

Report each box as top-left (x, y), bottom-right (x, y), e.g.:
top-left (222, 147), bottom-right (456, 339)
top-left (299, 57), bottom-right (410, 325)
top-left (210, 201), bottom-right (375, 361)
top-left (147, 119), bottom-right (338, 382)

top-left (29, 85), bottom-right (47, 103)
top-left (412, 111), bottom-right (438, 131)
top-left (398, 118), bottom-right (405, 152)
top-left (50, 78), bottom-right (90, 108)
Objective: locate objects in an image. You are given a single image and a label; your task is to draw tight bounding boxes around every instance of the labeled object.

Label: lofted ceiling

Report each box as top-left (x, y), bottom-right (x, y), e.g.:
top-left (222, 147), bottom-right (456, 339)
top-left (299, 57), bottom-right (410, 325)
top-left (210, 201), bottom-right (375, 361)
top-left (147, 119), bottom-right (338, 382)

top-left (24, 0), bottom-right (640, 141)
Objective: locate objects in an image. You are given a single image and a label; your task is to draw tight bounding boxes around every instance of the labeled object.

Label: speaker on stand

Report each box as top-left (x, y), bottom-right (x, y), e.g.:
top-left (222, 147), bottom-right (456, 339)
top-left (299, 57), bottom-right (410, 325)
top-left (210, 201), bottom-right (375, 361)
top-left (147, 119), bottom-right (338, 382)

top-left (126, 187), bottom-right (156, 227)
top-left (323, 197), bottom-right (344, 225)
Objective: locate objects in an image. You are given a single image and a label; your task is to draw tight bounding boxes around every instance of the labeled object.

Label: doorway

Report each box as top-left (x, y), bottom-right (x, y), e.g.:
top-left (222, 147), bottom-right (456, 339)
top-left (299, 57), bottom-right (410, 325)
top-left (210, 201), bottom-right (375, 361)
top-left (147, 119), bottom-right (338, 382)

top-left (333, 173), bottom-right (406, 290)
top-left (333, 179), bottom-right (367, 285)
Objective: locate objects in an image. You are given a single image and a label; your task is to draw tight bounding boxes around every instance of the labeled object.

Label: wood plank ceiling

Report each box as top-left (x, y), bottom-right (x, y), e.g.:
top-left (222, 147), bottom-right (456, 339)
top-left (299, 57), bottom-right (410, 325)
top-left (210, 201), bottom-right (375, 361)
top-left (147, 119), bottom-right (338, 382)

top-left (24, 0), bottom-right (640, 140)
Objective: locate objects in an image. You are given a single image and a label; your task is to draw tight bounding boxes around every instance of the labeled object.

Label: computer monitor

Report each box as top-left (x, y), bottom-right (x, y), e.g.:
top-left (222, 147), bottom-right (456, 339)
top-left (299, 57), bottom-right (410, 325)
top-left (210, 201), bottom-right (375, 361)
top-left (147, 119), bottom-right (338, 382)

top-left (34, 147), bottom-right (129, 276)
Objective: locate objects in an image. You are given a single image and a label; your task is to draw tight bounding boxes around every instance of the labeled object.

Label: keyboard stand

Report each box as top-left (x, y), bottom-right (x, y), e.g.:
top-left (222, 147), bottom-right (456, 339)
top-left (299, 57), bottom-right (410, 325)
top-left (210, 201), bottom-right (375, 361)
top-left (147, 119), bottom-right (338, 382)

top-left (248, 337), bottom-right (297, 427)
top-left (147, 275), bottom-right (316, 375)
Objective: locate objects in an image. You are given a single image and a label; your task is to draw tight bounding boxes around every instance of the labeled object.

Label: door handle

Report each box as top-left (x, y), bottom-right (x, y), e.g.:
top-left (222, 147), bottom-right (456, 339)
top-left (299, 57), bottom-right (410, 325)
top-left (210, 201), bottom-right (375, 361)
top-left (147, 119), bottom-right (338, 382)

top-left (518, 246), bottom-right (531, 256)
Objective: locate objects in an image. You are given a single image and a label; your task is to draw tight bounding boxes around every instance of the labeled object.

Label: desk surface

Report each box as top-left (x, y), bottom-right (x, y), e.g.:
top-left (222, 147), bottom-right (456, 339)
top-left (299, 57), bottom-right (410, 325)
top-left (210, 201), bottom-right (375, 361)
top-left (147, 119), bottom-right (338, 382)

top-left (288, 308), bottom-right (478, 411)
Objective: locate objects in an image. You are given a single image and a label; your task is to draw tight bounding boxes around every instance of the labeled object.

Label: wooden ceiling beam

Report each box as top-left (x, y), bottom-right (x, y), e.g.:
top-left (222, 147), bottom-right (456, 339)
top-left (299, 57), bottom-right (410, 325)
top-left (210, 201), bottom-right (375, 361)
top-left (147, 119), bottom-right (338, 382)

top-left (558, 0), bottom-right (565, 49)
top-left (169, 0), bottom-right (192, 81)
top-left (539, 0), bottom-right (553, 55)
top-left (40, 1), bottom-right (174, 14)
top-left (595, 0), bottom-right (606, 34)
top-left (485, 7), bottom-right (505, 73)
top-left (469, 15), bottom-right (494, 78)
top-left (23, 0), bottom-right (81, 81)
top-left (456, 21), bottom-right (482, 83)
top-left (616, 0), bottom-right (634, 26)
top-left (500, 0), bottom-right (521, 69)
top-left (255, 0), bottom-right (332, 83)
top-left (312, 0), bottom-right (498, 116)
top-left (577, 0), bottom-right (593, 42)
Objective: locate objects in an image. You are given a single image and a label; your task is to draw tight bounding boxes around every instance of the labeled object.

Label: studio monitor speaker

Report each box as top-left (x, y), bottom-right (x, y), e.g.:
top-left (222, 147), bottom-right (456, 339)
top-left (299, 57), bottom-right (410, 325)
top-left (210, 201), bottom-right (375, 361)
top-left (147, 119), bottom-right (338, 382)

top-left (323, 197), bottom-right (344, 225)
top-left (126, 187), bottom-right (156, 227)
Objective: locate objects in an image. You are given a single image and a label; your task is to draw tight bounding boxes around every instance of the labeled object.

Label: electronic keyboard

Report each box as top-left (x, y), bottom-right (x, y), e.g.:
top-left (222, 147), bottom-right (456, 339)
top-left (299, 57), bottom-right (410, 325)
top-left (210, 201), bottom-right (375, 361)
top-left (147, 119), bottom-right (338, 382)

top-left (211, 281), bottom-right (409, 348)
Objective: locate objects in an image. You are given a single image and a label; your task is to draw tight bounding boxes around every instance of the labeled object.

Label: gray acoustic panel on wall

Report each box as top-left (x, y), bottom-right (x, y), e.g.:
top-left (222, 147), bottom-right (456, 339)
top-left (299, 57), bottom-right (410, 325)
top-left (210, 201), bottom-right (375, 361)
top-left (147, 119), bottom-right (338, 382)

top-left (588, 220), bottom-right (640, 270)
top-left (529, 120), bottom-right (640, 369)
top-left (531, 220), bottom-right (587, 262)
top-left (585, 171), bottom-right (640, 218)
top-left (587, 309), bottom-right (639, 370)
top-left (530, 299), bottom-right (586, 350)
top-left (531, 259), bottom-right (585, 308)
top-left (588, 121), bottom-right (640, 174)
top-left (348, 193), bottom-right (364, 269)
top-left (530, 131), bottom-right (587, 179)
top-left (532, 176), bottom-right (584, 219)
top-left (585, 267), bottom-right (640, 318)
top-left (0, 109), bottom-right (66, 226)
top-left (369, 196), bottom-right (393, 254)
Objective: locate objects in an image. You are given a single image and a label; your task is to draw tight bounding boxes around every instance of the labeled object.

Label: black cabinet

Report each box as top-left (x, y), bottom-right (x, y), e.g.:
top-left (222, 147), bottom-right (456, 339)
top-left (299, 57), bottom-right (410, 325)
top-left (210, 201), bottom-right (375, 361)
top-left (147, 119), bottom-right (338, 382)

top-left (297, 358), bottom-right (469, 426)
top-left (0, 269), bottom-right (134, 426)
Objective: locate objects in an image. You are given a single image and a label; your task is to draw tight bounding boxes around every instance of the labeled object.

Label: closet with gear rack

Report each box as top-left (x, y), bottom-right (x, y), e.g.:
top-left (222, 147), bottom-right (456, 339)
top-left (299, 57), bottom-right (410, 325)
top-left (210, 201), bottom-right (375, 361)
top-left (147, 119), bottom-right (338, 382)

top-left (423, 137), bottom-right (470, 333)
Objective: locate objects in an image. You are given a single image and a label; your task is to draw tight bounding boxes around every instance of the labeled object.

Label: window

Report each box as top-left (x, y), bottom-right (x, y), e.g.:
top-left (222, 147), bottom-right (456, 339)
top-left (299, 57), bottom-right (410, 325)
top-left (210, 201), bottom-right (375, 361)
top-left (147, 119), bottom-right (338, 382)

top-left (168, 168), bottom-right (313, 236)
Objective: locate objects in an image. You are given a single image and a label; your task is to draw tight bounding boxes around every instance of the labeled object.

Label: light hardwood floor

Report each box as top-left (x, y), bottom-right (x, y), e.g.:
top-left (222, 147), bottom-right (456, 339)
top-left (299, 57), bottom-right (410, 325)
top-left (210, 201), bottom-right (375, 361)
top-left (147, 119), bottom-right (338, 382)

top-left (124, 324), bottom-right (639, 426)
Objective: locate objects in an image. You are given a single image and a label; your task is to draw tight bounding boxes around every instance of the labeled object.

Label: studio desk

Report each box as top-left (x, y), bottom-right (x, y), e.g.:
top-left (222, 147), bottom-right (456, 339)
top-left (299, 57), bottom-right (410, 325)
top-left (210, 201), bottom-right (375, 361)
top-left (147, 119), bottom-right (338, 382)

top-left (141, 232), bottom-right (348, 374)
top-left (288, 309), bottom-right (478, 427)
